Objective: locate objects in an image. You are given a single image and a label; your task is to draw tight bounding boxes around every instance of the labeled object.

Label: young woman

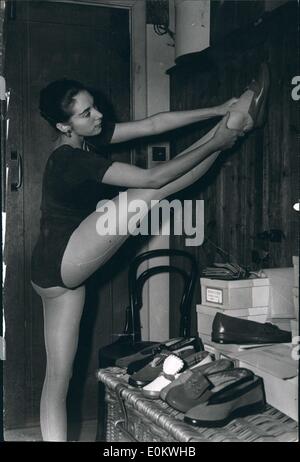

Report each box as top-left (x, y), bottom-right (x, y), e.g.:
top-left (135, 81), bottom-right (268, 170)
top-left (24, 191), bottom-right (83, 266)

top-left (31, 71), bottom-right (267, 441)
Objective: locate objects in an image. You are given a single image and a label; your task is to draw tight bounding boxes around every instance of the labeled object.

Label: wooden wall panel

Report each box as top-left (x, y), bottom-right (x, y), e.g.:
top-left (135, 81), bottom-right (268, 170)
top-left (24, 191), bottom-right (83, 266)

top-left (168, 2), bottom-right (299, 335)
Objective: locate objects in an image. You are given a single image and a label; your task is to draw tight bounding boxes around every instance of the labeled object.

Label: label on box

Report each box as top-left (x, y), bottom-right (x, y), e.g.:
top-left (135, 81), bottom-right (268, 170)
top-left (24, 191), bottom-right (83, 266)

top-left (206, 287), bottom-right (223, 304)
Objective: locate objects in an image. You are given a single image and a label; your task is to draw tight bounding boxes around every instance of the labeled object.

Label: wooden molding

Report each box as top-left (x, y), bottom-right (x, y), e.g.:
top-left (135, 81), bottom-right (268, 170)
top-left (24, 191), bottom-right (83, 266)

top-left (44, 0), bottom-right (147, 165)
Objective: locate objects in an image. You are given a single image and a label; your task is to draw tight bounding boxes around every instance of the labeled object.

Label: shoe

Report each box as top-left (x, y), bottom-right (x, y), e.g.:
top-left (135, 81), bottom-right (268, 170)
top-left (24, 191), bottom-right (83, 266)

top-left (115, 337), bottom-right (183, 369)
top-left (164, 359), bottom-right (235, 412)
top-left (142, 354), bottom-right (185, 399)
top-left (247, 62), bottom-right (270, 128)
top-left (161, 358), bottom-right (233, 401)
top-left (212, 312), bottom-right (292, 344)
top-left (128, 345), bottom-right (197, 387)
top-left (125, 336), bottom-right (203, 374)
top-left (184, 371), bottom-right (266, 427)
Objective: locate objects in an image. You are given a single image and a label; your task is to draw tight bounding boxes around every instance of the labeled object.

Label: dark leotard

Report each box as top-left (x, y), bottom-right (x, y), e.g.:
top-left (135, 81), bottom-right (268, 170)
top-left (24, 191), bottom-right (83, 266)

top-left (31, 122), bottom-right (119, 288)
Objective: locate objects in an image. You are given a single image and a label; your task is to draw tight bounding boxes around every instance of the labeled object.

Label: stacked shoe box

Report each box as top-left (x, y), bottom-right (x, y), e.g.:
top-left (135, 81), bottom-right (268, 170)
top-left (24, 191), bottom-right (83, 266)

top-left (291, 256), bottom-right (299, 338)
top-left (196, 277), bottom-right (270, 343)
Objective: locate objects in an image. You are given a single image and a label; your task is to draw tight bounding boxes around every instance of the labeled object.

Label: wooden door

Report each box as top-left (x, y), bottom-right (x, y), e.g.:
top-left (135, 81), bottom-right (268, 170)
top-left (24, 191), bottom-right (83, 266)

top-left (4, 0), bottom-right (131, 430)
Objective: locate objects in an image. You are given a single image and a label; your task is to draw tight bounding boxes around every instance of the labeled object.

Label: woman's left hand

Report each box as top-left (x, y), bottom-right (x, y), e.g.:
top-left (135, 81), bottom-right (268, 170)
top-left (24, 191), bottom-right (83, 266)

top-left (217, 98), bottom-right (239, 116)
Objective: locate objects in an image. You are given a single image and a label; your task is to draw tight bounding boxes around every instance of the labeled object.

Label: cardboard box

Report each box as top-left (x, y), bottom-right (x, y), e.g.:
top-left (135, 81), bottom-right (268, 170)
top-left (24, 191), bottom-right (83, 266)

top-left (263, 268), bottom-right (295, 318)
top-left (199, 333), bottom-right (274, 361)
top-left (200, 277), bottom-right (270, 310)
top-left (269, 317), bottom-right (293, 332)
top-left (290, 319), bottom-right (299, 338)
top-left (293, 256), bottom-right (299, 288)
top-left (293, 287), bottom-right (299, 320)
top-left (196, 304), bottom-right (269, 337)
top-left (235, 344), bottom-right (298, 421)
top-left (199, 333), bottom-right (248, 360)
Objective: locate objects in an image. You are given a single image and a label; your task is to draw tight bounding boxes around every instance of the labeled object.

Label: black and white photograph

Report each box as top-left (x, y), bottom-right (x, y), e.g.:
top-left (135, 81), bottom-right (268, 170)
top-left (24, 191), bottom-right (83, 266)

top-left (0, 0), bottom-right (299, 445)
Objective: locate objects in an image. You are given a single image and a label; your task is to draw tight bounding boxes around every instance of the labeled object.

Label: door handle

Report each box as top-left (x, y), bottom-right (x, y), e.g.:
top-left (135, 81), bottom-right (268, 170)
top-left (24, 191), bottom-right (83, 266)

top-left (11, 150), bottom-right (22, 191)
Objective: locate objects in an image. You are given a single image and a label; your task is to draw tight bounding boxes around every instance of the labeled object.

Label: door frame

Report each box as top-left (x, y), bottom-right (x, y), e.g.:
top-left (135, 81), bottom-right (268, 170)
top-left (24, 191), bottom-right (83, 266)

top-left (2, 0), bottom-right (145, 429)
top-left (46, 0), bottom-right (147, 165)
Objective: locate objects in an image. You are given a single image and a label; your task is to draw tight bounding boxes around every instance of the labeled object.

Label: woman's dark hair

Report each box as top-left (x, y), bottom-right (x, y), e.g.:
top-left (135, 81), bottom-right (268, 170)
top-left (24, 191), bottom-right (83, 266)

top-left (39, 79), bottom-right (87, 128)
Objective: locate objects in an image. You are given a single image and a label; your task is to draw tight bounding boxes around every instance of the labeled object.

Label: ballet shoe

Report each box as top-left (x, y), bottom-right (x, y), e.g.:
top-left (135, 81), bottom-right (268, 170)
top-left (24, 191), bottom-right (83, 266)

top-left (227, 62), bottom-right (270, 132)
top-left (246, 62), bottom-right (270, 129)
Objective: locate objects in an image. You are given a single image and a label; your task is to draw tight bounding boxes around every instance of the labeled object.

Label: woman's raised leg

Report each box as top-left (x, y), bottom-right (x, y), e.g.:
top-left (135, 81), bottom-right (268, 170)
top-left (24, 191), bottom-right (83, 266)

top-left (32, 283), bottom-right (86, 441)
top-left (61, 91), bottom-right (255, 288)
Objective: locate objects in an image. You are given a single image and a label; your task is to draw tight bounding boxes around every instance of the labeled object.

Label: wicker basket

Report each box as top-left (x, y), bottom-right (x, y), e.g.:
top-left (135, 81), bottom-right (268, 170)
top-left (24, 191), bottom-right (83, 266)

top-left (97, 367), bottom-right (298, 443)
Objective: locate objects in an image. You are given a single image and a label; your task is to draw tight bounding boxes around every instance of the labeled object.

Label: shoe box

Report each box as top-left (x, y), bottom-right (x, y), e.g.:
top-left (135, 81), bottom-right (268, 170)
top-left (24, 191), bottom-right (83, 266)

top-left (293, 256), bottom-right (299, 288)
top-left (292, 255), bottom-right (299, 321)
top-left (196, 304), bottom-right (269, 338)
top-left (290, 319), bottom-right (299, 338)
top-left (235, 344), bottom-right (298, 422)
top-left (293, 288), bottom-right (299, 319)
top-left (197, 332), bottom-right (269, 359)
top-left (263, 267), bottom-right (296, 319)
top-left (200, 276), bottom-right (270, 310)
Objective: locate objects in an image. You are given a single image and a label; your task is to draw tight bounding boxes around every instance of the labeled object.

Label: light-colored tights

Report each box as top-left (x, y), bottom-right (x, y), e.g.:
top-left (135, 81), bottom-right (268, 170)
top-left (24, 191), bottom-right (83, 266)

top-left (32, 92), bottom-right (253, 441)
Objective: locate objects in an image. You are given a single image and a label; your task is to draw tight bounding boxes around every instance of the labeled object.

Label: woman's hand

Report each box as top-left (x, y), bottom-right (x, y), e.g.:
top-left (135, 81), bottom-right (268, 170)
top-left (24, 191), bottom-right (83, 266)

top-left (212, 112), bottom-right (244, 150)
top-left (216, 97), bottom-right (239, 116)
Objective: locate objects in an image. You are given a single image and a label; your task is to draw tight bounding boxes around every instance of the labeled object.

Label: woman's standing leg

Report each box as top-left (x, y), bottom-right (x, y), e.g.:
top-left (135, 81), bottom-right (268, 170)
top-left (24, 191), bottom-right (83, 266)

top-left (33, 284), bottom-right (86, 441)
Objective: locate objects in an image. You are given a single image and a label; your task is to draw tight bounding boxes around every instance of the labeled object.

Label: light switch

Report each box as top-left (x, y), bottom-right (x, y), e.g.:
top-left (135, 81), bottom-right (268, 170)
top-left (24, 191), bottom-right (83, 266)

top-left (152, 146), bottom-right (167, 162)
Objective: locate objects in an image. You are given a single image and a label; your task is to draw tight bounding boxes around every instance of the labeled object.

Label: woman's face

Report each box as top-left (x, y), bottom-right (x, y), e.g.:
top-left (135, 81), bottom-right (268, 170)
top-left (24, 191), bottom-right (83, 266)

top-left (67, 90), bottom-right (103, 137)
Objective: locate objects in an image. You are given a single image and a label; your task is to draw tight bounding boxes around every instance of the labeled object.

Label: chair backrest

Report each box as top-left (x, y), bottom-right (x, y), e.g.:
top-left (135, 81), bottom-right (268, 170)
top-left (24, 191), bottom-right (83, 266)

top-left (125, 249), bottom-right (199, 343)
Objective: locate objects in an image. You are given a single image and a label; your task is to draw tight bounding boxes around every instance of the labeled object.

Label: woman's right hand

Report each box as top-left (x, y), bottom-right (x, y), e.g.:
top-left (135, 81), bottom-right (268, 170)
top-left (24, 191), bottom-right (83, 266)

top-left (213, 112), bottom-right (243, 150)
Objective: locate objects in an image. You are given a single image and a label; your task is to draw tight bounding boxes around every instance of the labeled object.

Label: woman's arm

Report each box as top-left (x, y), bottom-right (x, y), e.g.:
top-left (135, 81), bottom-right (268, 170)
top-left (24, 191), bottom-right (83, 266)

top-left (110, 98), bottom-right (237, 144)
top-left (102, 113), bottom-right (240, 189)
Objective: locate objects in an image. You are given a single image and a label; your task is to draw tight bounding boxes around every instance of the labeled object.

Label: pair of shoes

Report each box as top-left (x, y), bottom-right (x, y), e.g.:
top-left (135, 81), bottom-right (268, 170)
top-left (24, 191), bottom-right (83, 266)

top-left (212, 312), bottom-right (292, 344)
top-left (128, 348), bottom-right (211, 388)
top-left (184, 371), bottom-right (266, 427)
top-left (162, 359), bottom-right (234, 408)
top-left (116, 335), bottom-right (203, 373)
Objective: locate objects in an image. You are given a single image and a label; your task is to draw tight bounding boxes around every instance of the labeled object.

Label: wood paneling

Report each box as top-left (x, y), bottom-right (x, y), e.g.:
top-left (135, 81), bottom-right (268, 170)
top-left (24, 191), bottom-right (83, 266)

top-left (168, 2), bottom-right (299, 335)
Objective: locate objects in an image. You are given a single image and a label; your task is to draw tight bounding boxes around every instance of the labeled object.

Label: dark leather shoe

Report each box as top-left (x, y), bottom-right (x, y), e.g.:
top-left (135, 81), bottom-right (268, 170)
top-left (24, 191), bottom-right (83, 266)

top-left (247, 62), bottom-right (270, 128)
top-left (119, 336), bottom-right (203, 374)
top-left (211, 312), bottom-right (292, 344)
top-left (116, 337), bottom-right (183, 369)
top-left (184, 372), bottom-right (266, 427)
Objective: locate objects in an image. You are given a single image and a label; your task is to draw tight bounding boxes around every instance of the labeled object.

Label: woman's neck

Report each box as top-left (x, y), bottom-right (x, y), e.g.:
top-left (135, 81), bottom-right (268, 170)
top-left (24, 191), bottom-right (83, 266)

top-left (54, 133), bottom-right (84, 150)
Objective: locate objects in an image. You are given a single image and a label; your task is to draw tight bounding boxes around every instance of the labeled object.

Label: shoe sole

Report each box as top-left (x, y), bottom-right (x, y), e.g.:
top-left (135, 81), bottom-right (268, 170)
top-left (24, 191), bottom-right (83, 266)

top-left (184, 377), bottom-right (265, 427)
top-left (211, 332), bottom-right (291, 344)
top-left (185, 400), bottom-right (266, 427)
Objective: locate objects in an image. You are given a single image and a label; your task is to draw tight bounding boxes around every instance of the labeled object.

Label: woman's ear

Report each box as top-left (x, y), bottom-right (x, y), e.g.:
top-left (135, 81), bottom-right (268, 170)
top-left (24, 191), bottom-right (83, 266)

top-left (56, 122), bottom-right (71, 134)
